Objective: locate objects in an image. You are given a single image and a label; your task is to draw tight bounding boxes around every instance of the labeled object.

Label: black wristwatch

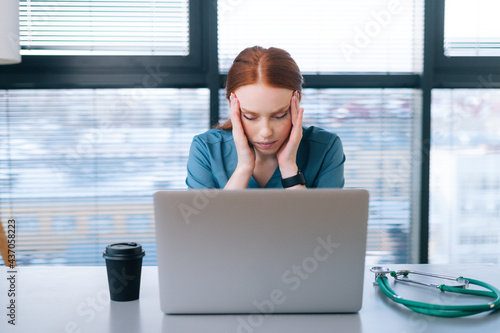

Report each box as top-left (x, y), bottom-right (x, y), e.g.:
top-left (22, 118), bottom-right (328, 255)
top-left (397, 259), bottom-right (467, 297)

top-left (281, 170), bottom-right (306, 188)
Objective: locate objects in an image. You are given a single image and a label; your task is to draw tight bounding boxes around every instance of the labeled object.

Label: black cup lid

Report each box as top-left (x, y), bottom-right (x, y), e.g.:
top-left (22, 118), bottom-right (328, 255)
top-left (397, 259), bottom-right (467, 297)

top-left (103, 242), bottom-right (145, 260)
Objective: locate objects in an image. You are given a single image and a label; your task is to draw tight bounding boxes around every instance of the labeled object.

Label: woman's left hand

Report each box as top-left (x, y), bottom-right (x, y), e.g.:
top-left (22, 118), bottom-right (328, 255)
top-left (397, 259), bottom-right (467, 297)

top-left (276, 91), bottom-right (304, 178)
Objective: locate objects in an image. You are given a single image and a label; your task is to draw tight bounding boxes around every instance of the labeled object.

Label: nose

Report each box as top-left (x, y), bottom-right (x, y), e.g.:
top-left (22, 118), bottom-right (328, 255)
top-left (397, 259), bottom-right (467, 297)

top-left (259, 121), bottom-right (273, 139)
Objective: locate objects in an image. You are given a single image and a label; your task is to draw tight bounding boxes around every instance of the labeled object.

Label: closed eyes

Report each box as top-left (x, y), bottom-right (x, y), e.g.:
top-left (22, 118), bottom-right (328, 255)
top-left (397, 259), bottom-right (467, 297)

top-left (243, 111), bottom-right (289, 121)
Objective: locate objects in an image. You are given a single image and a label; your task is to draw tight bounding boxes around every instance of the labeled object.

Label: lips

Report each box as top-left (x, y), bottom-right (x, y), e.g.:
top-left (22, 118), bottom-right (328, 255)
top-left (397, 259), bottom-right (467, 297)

top-left (255, 141), bottom-right (277, 149)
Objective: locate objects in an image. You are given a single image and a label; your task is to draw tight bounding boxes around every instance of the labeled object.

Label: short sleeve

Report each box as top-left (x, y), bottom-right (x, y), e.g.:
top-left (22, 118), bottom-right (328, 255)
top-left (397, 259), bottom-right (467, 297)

top-left (313, 135), bottom-right (345, 188)
top-left (185, 136), bottom-right (217, 189)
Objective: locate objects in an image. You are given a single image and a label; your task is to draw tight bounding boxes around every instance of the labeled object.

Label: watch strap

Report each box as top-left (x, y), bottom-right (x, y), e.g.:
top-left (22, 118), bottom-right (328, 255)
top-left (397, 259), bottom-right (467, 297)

top-left (281, 170), bottom-right (306, 188)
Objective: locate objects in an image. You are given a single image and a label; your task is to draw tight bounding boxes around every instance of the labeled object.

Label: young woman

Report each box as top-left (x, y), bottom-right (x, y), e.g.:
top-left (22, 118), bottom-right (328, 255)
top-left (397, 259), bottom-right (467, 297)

top-left (186, 46), bottom-right (345, 189)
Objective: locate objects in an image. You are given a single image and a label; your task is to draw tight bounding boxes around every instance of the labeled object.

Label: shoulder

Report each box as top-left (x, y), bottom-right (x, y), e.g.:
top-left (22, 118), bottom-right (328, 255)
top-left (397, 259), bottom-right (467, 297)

top-left (192, 128), bottom-right (234, 145)
top-left (301, 126), bottom-right (341, 146)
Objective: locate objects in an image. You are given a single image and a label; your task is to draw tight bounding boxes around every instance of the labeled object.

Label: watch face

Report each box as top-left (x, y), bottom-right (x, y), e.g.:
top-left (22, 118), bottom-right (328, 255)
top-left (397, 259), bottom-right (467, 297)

top-left (298, 171), bottom-right (306, 184)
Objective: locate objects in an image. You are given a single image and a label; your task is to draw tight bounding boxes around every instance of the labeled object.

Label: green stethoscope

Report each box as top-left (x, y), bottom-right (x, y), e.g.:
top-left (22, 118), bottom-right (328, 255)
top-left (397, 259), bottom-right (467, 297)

top-left (370, 266), bottom-right (500, 317)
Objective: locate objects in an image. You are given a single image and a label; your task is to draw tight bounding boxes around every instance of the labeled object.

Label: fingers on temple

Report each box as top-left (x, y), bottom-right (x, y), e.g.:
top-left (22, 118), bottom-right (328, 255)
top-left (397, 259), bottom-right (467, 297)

top-left (230, 93), bottom-right (245, 132)
top-left (229, 93), bottom-right (239, 119)
top-left (290, 92), bottom-right (302, 126)
top-left (292, 91), bottom-right (300, 115)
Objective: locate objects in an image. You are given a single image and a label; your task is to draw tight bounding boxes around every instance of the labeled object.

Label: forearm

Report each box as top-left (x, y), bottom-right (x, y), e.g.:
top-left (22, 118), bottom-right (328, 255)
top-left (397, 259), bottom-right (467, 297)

top-left (223, 165), bottom-right (253, 189)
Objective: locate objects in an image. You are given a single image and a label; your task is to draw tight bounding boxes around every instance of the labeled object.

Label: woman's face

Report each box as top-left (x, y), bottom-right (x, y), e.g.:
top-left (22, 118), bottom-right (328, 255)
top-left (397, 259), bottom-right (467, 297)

top-left (234, 83), bottom-right (294, 158)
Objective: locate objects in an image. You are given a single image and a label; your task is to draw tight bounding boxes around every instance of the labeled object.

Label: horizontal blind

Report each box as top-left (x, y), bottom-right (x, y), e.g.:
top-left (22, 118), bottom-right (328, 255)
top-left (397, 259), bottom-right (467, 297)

top-left (219, 89), bottom-right (418, 264)
top-left (430, 89), bottom-right (500, 264)
top-left (218, 0), bottom-right (424, 73)
top-left (19, 0), bottom-right (189, 56)
top-left (444, 0), bottom-right (500, 56)
top-left (0, 88), bottom-right (209, 265)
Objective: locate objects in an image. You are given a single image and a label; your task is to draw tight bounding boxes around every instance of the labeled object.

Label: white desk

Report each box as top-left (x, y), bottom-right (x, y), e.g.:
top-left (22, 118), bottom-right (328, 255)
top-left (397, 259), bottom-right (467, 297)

top-left (1, 264), bottom-right (499, 332)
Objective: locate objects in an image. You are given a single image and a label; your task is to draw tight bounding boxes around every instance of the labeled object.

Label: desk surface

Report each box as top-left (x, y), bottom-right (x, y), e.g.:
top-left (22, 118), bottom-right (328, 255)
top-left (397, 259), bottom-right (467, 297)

top-left (1, 264), bottom-right (499, 333)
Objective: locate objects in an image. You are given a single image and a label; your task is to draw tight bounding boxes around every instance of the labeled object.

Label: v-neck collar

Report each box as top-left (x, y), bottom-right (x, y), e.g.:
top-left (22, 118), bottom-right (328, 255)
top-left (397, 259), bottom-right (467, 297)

top-left (249, 165), bottom-right (282, 188)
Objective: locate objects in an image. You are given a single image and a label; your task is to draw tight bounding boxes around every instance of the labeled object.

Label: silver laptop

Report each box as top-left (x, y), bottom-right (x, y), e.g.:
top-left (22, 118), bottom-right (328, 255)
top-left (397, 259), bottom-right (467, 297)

top-left (153, 189), bottom-right (369, 314)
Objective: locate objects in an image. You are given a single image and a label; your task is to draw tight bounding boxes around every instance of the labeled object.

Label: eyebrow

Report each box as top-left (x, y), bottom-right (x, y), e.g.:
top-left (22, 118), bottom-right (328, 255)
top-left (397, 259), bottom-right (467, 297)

top-left (240, 105), bottom-right (289, 115)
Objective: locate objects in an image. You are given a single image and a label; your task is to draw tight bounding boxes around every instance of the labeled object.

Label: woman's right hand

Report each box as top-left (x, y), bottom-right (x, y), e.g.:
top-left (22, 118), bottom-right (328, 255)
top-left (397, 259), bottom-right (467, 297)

top-left (229, 93), bottom-right (255, 174)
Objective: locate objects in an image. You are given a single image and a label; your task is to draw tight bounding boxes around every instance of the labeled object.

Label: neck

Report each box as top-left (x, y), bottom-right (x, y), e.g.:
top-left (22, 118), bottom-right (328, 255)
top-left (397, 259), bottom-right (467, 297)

top-left (255, 152), bottom-right (277, 165)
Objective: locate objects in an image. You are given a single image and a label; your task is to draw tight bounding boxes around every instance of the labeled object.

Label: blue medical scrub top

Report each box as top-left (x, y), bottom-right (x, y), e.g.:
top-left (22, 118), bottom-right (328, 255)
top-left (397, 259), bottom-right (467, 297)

top-left (186, 126), bottom-right (345, 189)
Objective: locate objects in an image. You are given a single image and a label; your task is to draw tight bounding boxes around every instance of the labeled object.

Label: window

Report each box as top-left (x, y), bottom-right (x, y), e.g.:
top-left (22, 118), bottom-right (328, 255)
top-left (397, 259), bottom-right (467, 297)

top-left (429, 89), bottom-right (500, 264)
top-left (19, 0), bottom-right (190, 56)
top-left (8, 0), bottom-right (496, 267)
top-left (218, 0), bottom-right (424, 73)
top-left (444, 0), bottom-right (500, 57)
top-left (0, 89), bottom-right (209, 265)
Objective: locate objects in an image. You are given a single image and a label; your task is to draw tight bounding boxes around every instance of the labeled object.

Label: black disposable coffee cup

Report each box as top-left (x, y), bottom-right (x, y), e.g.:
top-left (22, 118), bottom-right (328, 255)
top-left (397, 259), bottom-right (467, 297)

top-left (103, 242), bottom-right (146, 302)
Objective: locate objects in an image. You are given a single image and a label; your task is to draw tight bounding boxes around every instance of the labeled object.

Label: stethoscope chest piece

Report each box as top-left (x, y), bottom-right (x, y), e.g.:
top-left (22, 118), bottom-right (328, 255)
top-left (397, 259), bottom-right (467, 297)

top-left (370, 266), bottom-right (391, 285)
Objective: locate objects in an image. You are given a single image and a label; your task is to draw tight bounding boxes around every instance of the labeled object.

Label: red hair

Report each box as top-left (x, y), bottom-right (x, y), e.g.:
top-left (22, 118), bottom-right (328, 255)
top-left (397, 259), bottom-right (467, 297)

top-left (216, 46), bottom-right (303, 130)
